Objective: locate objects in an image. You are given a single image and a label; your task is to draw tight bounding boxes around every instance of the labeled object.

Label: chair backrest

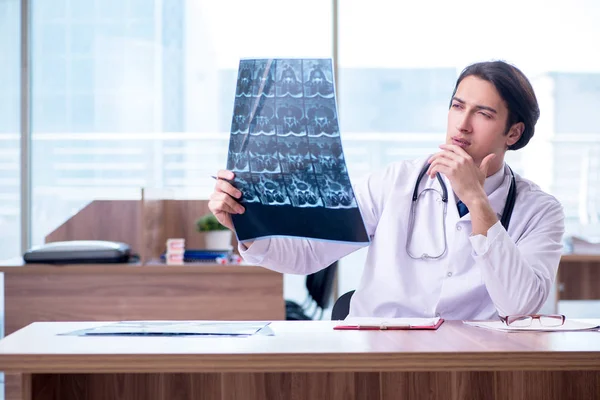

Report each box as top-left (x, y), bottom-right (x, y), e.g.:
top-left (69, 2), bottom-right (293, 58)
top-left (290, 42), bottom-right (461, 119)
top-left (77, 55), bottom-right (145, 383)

top-left (305, 261), bottom-right (338, 309)
top-left (331, 290), bottom-right (355, 320)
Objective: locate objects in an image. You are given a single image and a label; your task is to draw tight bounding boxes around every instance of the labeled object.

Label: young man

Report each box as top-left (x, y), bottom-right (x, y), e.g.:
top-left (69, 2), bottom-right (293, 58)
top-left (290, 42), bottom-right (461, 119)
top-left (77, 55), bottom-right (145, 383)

top-left (209, 61), bottom-right (565, 321)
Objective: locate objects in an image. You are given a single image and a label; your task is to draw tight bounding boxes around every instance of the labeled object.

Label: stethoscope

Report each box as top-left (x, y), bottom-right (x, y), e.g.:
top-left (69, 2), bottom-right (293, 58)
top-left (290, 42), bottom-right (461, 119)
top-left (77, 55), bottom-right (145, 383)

top-left (405, 161), bottom-right (517, 260)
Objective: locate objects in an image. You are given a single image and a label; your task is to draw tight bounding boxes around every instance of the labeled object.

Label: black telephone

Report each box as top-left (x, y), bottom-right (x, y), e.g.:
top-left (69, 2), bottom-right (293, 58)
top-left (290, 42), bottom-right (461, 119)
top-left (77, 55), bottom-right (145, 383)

top-left (23, 240), bottom-right (131, 264)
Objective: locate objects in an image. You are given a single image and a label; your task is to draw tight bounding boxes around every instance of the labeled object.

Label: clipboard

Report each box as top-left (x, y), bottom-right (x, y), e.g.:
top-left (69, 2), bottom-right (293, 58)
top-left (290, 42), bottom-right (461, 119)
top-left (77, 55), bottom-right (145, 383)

top-left (334, 317), bottom-right (444, 331)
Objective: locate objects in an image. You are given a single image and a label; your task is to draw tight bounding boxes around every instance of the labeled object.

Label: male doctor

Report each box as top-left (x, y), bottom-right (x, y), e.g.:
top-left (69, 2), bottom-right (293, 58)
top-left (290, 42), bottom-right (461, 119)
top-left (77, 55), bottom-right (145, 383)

top-left (209, 61), bottom-right (565, 320)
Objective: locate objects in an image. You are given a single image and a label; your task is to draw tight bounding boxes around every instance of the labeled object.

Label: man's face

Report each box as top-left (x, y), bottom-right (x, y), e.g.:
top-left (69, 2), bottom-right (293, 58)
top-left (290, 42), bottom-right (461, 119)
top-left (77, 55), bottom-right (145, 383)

top-left (446, 76), bottom-right (520, 170)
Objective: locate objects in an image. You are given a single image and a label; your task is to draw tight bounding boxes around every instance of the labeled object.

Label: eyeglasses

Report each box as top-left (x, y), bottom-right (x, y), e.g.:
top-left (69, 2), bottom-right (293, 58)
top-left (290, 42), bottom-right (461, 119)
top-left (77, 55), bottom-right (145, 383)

top-left (500, 314), bottom-right (566, 327)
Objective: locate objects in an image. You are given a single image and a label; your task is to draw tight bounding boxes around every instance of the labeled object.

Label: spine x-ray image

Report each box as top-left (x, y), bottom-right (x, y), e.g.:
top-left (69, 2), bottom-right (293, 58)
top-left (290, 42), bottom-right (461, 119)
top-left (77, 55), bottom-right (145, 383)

top-left (226, 134), bottom-right (249, 172)
top-left (249, 98), bottom-right (276, 136)
top-left (276, 99), bottom-right (307, 136)
top-left (279, 136), bottom-right (312, 174)
top-left (226, 58), bottom-right (369, 244)
top-left (253, 59), bottom-right (275, 97)
top-left (232, 172), bottom-right (260, 204)
top-left (248, 135), bottom-right (281, 173)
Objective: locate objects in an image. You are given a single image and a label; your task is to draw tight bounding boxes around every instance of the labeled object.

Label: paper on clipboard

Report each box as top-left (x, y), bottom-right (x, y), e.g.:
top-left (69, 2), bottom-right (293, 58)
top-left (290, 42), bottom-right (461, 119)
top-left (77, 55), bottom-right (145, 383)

top-left (334, 317), bottom-right (443, 330)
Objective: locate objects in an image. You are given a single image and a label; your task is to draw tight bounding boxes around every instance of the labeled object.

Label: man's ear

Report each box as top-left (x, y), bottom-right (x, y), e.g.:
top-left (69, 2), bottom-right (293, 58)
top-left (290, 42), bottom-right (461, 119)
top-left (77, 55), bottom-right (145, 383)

top-left (506, 122), bottom-right (524, 147)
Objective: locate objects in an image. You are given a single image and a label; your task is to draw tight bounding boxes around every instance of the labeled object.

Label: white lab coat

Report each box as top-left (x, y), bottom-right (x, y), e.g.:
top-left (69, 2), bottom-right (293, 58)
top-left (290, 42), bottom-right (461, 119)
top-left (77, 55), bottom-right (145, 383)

top-left (239, 156), bottom-right (565, 320)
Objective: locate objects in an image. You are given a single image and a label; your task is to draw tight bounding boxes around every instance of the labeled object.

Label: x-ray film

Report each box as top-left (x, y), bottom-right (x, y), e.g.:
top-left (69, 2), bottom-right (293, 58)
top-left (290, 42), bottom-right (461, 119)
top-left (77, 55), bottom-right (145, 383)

top-left (227, 58), bottom-right (369, 244)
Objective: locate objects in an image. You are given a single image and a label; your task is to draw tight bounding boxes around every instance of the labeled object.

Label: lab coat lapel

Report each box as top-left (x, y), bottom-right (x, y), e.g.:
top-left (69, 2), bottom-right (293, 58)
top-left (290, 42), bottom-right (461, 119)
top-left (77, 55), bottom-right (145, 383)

top-left (443, 165), bottom-right (512, 223)
top-left (486, 166), bottom-right (513, 219)
top-left (440, 174), bottom-right (460, 221)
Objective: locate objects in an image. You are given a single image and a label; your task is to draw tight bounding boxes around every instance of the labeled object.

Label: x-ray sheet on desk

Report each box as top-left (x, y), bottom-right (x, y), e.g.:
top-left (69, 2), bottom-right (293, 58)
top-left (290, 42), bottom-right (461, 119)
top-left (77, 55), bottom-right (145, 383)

top-left (227, 58), bottom-right (369, 244)
top-left (62, 321), bottom-right (271, 337)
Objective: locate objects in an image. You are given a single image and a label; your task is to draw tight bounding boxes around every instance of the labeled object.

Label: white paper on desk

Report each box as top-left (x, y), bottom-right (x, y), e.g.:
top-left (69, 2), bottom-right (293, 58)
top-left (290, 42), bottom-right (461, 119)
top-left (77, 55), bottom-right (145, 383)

top-left (343, 317), bottom-right (440, 327)
top-left (63, 321), bottom-right (271, 336)
top-left (464, 319), bottom-right (599, 332)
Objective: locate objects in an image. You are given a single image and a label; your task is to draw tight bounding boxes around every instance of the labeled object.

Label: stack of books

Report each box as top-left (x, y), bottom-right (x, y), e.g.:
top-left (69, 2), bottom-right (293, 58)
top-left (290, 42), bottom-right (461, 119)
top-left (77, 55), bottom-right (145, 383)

top-left (165, 238), bottom-right (185, 265)
top-left (161, 249), bottom-right (235, 264)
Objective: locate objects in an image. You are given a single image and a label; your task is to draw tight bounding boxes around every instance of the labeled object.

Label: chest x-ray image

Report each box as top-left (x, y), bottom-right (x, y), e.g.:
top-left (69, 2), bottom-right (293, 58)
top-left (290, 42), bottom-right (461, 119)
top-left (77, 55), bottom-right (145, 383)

top-left (226, 58), bottom-right (369, 244)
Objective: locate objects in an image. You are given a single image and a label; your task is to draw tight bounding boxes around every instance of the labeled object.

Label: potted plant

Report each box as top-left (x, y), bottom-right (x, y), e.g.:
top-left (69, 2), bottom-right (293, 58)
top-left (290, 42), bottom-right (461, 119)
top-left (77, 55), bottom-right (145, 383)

top-left (195, 213), bottom-right (233, 250)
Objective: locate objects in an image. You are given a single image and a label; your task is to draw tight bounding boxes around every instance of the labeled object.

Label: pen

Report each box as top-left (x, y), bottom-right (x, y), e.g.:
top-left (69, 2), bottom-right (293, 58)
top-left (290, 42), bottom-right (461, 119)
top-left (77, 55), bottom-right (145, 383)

top-left (211, 176), bottom-right (233, 181)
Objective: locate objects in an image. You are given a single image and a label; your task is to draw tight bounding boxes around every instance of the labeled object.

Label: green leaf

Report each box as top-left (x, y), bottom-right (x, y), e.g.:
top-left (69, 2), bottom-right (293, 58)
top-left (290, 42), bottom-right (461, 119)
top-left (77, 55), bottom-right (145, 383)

top-left (195, 213), bottom-right (228, 232)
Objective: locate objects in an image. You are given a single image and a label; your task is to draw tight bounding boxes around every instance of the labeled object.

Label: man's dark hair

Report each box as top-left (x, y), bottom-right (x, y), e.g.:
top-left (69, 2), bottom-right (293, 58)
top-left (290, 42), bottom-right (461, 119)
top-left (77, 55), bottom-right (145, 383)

top-left (450, 61), bottom-right (540, 151)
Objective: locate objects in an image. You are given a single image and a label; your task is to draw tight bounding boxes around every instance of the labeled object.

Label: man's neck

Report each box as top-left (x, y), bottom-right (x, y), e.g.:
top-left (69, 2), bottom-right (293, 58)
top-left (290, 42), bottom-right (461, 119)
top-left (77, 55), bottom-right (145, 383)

top-left (485, 158), bottom-right (505, 178)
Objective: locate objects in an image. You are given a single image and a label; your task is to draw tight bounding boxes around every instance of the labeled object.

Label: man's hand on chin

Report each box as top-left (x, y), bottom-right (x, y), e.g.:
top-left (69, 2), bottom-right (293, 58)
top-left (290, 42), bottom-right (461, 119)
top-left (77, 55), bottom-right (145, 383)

top-left (427, 144), bottom-right (498, 235)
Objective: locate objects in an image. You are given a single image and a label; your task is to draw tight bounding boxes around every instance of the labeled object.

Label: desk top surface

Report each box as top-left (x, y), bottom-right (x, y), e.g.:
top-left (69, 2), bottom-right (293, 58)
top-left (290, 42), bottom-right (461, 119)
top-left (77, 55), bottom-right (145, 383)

top-left (0, 258), bottom-right (273, 274)
top-left (560, 253), bottom-right (600, 262)
top-left (1, 253), bottom-right (597, 273)
top-left (0, 320), bottom-right (599, 373)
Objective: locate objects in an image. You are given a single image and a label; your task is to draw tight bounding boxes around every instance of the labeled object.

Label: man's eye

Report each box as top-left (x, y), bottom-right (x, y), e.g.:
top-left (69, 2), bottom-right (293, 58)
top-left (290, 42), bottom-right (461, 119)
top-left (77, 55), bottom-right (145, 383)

top-left (480, 112), bottom-right (492, 119)
top-left (451, 103), bottom-right (462, 109)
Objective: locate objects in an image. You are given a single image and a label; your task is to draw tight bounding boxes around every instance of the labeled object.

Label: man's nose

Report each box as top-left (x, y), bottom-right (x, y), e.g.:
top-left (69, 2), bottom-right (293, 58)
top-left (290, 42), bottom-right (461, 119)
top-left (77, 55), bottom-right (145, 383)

top-left (456, 113), bottom-right (473, 133)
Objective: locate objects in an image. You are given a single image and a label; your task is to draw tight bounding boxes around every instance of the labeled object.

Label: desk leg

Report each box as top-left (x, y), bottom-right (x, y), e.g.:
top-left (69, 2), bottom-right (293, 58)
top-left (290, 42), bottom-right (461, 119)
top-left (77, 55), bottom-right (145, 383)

top-left (4, 373), bottom-right (22, 400)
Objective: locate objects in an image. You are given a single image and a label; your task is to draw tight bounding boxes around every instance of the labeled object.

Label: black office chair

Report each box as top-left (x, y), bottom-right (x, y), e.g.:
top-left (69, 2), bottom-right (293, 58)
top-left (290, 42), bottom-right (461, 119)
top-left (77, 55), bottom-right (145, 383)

top-left (331, 290), bottom-right (355, 320)
top-left (285, 262), bottom-right (338, 320)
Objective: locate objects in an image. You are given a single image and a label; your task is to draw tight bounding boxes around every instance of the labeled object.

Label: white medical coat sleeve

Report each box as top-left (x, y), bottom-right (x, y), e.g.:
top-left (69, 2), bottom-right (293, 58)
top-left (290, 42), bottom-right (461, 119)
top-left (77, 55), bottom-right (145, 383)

top-left (470, 201), bottom-right (565, 316)
top-left (236, 166), bottom-right (393, 275)
top-left (469, 221), bottom-right (504, 255)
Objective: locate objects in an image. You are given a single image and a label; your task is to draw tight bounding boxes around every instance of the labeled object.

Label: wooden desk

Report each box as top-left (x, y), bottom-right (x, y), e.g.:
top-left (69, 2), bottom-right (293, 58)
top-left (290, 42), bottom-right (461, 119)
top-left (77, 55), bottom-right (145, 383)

top-left (558, 254), bottom-right (600, 301)
top-left (1, 320), bottom-right (599, 400)
top-left (0, 262), bottom-right (284, 335)
top-left (0, 261), bottom-right (284, 400)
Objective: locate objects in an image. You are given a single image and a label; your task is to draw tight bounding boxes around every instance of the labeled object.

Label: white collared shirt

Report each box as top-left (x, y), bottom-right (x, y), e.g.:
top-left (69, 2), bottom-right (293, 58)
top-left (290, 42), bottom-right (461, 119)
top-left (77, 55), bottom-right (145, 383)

top-left (239, 156), bottom-right (565, 320)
